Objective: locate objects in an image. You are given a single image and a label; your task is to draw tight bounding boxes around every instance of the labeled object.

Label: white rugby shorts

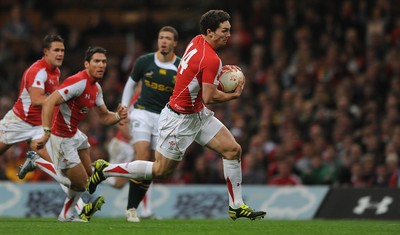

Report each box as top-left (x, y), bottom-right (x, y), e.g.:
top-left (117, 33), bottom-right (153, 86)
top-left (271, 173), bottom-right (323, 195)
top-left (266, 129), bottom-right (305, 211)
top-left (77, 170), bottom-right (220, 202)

top-left (128, 108), bottom-right (159, 150)
top-left (0, 110), bottom-right (44, 144)
top-left (47, 129), bottom-right (90, 170)
top-left (156, 105), bottom-right (223, 161)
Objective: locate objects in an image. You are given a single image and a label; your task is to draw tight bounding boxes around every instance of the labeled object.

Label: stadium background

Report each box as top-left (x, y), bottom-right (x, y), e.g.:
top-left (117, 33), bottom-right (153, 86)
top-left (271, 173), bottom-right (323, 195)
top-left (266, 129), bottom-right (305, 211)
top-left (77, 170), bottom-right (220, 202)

top-left (1, 0), bottom-right (400, 219)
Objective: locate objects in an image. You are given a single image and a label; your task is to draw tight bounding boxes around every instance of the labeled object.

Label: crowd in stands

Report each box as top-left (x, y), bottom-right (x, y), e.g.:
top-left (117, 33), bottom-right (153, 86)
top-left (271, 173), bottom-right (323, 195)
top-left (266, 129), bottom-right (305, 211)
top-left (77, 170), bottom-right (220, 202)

top-left (1, 0), bottom-right (400, 188)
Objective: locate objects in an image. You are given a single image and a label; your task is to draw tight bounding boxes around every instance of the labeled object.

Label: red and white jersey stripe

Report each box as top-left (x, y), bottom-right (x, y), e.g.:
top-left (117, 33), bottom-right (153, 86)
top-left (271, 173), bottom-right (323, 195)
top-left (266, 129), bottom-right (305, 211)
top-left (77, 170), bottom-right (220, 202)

top-left (169, 35), bottom-right (222, 114)
top-left (52, 70), bottom-right (104, 137)
top-left (12, 58), bottom-right (60, 126)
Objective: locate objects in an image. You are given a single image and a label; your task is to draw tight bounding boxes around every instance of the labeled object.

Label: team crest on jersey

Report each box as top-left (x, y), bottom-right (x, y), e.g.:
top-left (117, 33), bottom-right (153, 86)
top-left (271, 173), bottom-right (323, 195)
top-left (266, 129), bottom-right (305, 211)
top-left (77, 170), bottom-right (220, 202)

top-left (80, 107), bottom-right (90, 113)
top-left (168, 140), bottom-right (176, 150)
top-left (145, 71), bottom-right (153, 78)
top-left (36, 81), bottom-right (41, 86)
top-left (159, 69), bottom-right (167, 75)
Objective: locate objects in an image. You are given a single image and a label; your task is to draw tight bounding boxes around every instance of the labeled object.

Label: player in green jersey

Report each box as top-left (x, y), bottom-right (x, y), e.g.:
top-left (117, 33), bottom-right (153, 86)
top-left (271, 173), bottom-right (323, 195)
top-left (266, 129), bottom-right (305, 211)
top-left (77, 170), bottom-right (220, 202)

top-left (120, 26), bottom-right (180, 222)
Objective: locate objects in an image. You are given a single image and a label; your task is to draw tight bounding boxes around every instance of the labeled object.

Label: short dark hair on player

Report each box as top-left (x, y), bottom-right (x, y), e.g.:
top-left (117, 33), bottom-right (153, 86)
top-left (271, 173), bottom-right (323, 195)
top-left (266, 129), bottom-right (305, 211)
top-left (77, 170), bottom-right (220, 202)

top-left (84, 46), bottom-right (107, 62)
top-left (160, 26), bottom-right (179, 41)
top-left (43, 35), bottom-right (64, 49)
top-left (200, 10), bottom-right (230, 35)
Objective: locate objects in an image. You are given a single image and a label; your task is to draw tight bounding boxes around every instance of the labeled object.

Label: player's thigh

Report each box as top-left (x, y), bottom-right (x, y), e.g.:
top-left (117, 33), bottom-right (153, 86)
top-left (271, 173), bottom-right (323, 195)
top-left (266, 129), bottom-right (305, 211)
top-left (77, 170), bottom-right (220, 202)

top-left (63, 163), bottom-right (89, 190)
top-left (205, 125), bottom-right (240, 160)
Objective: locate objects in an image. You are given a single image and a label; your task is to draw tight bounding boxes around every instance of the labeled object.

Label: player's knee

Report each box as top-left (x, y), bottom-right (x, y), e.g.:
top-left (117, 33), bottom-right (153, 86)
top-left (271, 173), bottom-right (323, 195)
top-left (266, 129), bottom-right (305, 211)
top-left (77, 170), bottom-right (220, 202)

top-left (152, 166), bottom-right (174, 179)
top-left (70, 178), bottom-right (88, 192)
top-left (222, 143), bottom-right (242, 161)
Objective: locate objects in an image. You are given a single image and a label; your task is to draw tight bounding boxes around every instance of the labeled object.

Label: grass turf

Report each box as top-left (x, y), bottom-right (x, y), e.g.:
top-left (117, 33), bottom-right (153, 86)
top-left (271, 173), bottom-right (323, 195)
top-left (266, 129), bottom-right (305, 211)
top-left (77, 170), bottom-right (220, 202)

top-left (0, 218), bottom-right (399, 235)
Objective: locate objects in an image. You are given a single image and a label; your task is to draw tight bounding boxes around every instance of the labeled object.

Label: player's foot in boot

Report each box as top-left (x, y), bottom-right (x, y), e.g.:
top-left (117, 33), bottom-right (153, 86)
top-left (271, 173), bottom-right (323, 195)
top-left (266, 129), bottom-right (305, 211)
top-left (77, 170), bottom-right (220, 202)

top-left (228, 203), bottom-right (266, 220)
top-left (17, 151), bottom-right (39, 179)
top-left (79, 195), bottom-right (105, 221)
top-left (86, 159), bottom-right (109, 194)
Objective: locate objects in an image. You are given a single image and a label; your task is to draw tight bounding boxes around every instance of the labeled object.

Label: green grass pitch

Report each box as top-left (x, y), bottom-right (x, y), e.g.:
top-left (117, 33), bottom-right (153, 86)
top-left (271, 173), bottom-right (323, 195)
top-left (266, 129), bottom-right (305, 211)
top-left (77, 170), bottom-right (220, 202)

top-left (1, 218), bottom-right (399, 235)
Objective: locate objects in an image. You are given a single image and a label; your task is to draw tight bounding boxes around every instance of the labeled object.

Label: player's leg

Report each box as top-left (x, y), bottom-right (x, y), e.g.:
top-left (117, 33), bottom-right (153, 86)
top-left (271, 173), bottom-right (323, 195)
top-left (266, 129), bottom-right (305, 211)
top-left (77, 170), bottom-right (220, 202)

top-left (126, 141), bottom-right (152, 222)
top-left (86, 107), bottom-right (191, 192)
top-left (125, 109), bottom-right (158, 221)
top-left (55, 131), bottom-right (100, 222)
top-left (87, 150), bottom-right (180, 193)
top-left (76, 146), bottom-right (105, 221)
top-left (58, 162), bottom-right (88, 222)
top-left (17, 125), bottom-right (62, 179)
top-left (202, 115), bottom-right (266, 220)
top-left (0, 142), bottom-right (12, 156)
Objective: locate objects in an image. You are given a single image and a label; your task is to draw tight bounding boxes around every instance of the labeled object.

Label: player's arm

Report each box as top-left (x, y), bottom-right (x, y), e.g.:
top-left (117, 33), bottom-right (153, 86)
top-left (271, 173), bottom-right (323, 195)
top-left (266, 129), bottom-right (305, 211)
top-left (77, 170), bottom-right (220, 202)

top-left (29, 87), bottom-right (48, 106)
top-left (118, 118), bottom-right (132, 140)
top-left (202, 81), bottom-right (243, 104)
top-left (121, 56), bottom-right (144, 107)
top-left (35, 91), bottom-right (65, 149)
top-left (121, 77), bottom-right (137, 107)
top-left (93, 104), bottom-right (128, 125)
top-left (29, 71), bottom-right (52, 107)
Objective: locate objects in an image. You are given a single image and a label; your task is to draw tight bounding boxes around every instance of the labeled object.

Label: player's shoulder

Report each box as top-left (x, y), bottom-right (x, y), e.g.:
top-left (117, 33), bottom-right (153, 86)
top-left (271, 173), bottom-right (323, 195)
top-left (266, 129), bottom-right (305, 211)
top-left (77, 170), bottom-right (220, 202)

top-left (62, 71), bottom-right (87, 85)
top-left (25, 59), bottom-right (46, 74)
top-left (137, 53), bottom-right (155, 62)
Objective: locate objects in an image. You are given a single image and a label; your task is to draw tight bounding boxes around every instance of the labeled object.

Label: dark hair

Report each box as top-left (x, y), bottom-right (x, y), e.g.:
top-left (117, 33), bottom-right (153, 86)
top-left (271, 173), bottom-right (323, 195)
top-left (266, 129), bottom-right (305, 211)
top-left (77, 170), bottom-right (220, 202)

top-left (200, 10), bottom-right (230, 35)
top-left (160, 26), bottom-right (179, 41)
top-left (84, 46), bottom-right (107, 62)
top-left (43, 35), bottom-right (64, 49)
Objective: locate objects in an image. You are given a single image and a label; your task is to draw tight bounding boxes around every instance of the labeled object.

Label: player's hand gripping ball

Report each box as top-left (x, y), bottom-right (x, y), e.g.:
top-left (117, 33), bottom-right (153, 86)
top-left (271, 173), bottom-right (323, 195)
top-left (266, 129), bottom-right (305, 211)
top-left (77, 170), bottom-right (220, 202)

top-left (217, 65), bottom-right (245, 93)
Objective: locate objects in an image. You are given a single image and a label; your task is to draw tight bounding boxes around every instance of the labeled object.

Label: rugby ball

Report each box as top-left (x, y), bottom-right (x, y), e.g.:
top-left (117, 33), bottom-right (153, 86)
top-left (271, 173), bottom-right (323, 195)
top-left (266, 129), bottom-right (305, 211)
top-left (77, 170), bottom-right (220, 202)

top-left (217, 65), bottom-right (244, 93)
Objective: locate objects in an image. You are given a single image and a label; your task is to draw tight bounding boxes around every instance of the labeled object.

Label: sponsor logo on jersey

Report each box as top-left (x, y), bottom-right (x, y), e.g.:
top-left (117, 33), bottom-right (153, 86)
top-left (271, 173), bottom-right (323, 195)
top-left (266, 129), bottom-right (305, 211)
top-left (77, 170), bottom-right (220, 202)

top-left (159, 69), bottom-right (167, 75)
top-left (80, 107), bottom-right (90, 113)
top-left (145, 71), bottom-right (154, 78)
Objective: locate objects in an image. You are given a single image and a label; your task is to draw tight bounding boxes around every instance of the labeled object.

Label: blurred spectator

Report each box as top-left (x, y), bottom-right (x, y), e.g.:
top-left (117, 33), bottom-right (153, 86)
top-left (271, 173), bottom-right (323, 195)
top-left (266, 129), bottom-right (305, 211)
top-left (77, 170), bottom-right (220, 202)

top-left (268, 159), bottom-right (302, 185)
top-left (242, 152), bottom-right (266, 185)
top-left (387, 153), bottom-right (400, 188)
top-left (372, 164), bottom-right (389, 187)
top-left (301, 154), bottom-right (335, 185)
top-left (1, 4), bottom-right (32, 40)
top-left (82, 11), bottom-right (114, 37)
top-left (350, 162), bottom-right (369, 188)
